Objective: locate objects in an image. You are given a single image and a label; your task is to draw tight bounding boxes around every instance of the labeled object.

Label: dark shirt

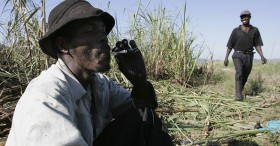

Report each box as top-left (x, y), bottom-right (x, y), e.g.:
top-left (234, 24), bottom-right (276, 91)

top-left (227, 25), bottom-right (263, 52)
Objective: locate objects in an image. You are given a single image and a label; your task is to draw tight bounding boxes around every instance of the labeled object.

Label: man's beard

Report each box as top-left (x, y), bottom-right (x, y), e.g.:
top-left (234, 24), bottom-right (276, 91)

top-left (96, 63), bottom-right (110, 73)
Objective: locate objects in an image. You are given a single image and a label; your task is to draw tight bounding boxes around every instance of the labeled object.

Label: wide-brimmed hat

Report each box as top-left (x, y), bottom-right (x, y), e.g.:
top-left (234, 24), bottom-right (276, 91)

top-left (240, 10), bottom-right (251, 17)
top-left (39, 0), bottom-right (115, 59)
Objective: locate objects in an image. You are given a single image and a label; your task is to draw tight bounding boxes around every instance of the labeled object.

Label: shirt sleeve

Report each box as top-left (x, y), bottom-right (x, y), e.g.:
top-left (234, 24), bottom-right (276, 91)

top-left (254, 27), bottom-right (263, 47)
top-left (109, 80), bottom-right (132, 117)
top-left (226, 28), bottom-right (236, 49)
top-left (6, 90), bottom-right (88, 146)
top-left (96, 75), bottom-right (132, 117)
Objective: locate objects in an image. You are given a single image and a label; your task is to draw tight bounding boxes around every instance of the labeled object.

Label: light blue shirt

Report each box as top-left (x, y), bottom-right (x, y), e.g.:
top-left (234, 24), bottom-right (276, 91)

top-left (6, 59), bottom-right (132, 146)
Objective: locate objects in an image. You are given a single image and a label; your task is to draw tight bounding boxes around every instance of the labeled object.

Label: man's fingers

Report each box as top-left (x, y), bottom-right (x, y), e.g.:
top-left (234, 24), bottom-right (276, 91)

top-left (129, 40), bottom-right (137, 49)
top-left (114, 41), bottom-right (123, 52)
top-left (116, 41), bottom-right (122, 47)
top-left (224, 60), bottom-right (228, 66)
top-left (261, 58), bottom-right (267, 64)
top-left (122, 39), bottom-right (130, 50)
top-left (115, 39), bottom-right (140, 55)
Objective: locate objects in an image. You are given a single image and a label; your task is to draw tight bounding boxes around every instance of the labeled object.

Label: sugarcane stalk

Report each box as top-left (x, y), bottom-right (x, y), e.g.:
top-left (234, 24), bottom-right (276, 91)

top-left (187, 129), bottom-right (269, 145)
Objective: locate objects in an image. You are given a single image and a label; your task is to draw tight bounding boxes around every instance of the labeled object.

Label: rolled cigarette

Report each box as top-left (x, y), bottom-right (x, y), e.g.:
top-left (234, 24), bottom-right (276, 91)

top-left (112, 50), bottom-right (128, 55)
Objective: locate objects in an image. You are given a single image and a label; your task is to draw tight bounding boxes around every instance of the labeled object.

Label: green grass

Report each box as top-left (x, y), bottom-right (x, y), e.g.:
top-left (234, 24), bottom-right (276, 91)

top-left (154, 62), bottom-right (280, 145)
top-left (107, 1), bottom-right (206, 87)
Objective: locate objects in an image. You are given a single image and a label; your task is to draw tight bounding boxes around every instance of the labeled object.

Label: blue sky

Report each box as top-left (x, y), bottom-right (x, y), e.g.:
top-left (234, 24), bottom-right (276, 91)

top-left (1, 0), bottom-right (279, 60)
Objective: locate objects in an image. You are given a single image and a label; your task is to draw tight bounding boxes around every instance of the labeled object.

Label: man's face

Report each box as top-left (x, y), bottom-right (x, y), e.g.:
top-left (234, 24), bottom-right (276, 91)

top-left (67, 18), bottom-right (111, 73)
top-left (240, 15), bottom-right (250, 25)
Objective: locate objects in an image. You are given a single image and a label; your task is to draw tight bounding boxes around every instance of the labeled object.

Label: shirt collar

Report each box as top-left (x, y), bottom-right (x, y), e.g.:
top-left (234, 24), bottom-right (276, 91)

top-left (56, 58), bottom-right (88, 101)
top-left (238, 24), bottom-right (253, 30)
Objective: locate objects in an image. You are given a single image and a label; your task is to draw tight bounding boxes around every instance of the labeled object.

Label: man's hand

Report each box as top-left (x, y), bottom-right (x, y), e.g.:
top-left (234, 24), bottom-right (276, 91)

top-left (261, 57), bottom-right (267, 64)
top-left (112, 39), bottom-right (147, 85)
top-left (113, 39), bottom-right (158, 109)
top-left (224, 59), bottom-right (229, 66)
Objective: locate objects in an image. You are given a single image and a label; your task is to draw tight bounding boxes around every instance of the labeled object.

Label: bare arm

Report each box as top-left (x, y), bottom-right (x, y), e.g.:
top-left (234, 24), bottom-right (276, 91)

top-left (255, 46), bottom-right (267, 64)
top-left (224, 48), bottom-right (232, 66)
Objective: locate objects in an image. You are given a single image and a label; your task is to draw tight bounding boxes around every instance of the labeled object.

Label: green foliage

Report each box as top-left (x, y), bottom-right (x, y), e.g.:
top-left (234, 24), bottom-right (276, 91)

top-left (125, 1), bottom-right (204, 87)
top-left (1, 1), bottom-right (280, 145)
top-left (0, 0), bottom-right (210, 88)
top-left (208, 70), bottom-right (226, 84)
top-left (1, 0), bottom-right (50, 83)
top-left (245, 73), bottom-right (265, 96)
top-left (256, 61), bottom-right (280, 75)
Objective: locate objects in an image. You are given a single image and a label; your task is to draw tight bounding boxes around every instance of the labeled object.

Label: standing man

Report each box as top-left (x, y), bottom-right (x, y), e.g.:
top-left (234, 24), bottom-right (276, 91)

top-left (224, 10), bottom-right (267, 101)
top-left (6, 0), bottom-right (173, 146)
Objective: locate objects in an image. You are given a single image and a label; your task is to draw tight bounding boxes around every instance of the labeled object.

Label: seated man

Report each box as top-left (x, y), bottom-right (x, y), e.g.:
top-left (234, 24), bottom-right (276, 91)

top-left (6, 0), bottom-right (173, 146)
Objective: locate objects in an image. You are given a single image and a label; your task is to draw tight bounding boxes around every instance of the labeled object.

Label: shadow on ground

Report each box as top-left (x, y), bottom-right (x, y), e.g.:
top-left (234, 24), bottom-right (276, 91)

top-left (205, 139), bottom-right (260, 146)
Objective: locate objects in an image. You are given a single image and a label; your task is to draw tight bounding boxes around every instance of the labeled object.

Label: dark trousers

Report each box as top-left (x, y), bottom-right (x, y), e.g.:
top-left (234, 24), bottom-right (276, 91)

top-left (93, 106), bottom-right (174, 146)
top-left (232, 51), bottom-right (254, 97)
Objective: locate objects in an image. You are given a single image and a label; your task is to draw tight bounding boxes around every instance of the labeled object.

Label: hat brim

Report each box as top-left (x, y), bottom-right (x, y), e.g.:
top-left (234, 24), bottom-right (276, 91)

top-left (39, 12), bottom-right (115, 59)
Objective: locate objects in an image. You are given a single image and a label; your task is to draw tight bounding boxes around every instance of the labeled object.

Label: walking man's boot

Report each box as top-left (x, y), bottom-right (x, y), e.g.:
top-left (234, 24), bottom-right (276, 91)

top-left (235, 81), bottom-right (244, 101)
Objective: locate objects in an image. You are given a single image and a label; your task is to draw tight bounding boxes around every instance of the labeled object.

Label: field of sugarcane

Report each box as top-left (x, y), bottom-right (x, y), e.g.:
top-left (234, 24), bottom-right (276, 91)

top-left (1, 1), bottom-right (280, 146)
